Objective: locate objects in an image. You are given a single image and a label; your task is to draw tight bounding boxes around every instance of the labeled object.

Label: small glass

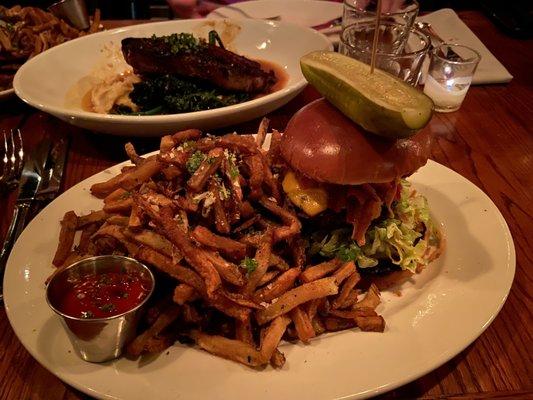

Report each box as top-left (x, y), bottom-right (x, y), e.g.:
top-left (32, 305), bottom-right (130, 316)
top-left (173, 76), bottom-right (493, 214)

top-left (423, 43), bottom-right (481, 113)
top-left (339, 21), bottom-right (430, 86)
top-left (342, 0), bottom-right (419, 28)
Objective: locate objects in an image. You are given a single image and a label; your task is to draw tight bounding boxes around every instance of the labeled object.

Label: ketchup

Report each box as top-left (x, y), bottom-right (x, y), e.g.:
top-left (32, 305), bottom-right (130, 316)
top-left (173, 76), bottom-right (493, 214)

top-left (58, 271), bottom-right (152, 319)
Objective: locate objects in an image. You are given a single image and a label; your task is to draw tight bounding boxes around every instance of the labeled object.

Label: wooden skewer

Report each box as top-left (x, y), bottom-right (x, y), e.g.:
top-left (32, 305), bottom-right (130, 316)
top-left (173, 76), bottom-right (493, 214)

top-left (370, 0), bottom-right (383, 74)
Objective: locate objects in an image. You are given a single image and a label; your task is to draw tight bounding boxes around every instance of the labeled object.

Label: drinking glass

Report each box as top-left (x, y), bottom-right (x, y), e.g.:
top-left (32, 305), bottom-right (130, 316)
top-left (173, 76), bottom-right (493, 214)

top-left (339, 21), bottom-right (430, 86)
top-left (342, 0), bottom-right (419, 28)
top-left (423, 43), bottom-right (481, 112)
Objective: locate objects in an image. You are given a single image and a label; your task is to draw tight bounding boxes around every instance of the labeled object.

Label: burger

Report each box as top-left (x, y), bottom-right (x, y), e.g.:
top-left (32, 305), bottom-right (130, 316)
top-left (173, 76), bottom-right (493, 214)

top-left (279, 98), bottom-right (443, 289)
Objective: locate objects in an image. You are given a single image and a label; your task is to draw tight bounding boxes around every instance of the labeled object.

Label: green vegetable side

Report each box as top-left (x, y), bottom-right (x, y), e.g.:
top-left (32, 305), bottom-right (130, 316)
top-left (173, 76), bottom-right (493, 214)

top-left (121, 74), bottom-right (251, 115)
top-left (309, 181), bottom-right (441, 273)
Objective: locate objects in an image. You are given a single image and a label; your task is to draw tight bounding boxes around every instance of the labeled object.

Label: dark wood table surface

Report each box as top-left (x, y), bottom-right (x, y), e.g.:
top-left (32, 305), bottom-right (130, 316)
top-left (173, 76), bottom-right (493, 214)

top-left (1, 10), bottom-right (531, 400)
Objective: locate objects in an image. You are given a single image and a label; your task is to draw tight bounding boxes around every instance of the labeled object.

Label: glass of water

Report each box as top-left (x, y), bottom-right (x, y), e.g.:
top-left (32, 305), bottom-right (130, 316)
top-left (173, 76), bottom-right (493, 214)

top-left (342, 0), bottom-right (419, 28)
top-left (339, 21), bottom-right (430, 86)
top-left (423, 43), bottom-right (481, 112)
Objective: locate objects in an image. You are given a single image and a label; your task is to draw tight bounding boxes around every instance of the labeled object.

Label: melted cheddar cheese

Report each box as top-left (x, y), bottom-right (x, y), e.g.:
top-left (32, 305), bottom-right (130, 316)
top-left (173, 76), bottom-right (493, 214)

top-left (282, 171), bottom-right (328, 216)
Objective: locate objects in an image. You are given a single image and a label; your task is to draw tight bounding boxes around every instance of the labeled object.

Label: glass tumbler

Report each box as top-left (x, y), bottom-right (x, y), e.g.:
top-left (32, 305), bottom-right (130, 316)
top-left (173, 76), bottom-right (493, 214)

top-left (342, 0), bottom-right (419, 28)
top-left (339, 21), bottom-right (431, 86)
top-left (423, 43), bottom-right (481, 112)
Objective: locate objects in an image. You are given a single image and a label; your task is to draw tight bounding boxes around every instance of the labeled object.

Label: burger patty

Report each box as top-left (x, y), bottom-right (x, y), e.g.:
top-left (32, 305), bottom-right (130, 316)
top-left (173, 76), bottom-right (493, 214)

top-left (357, 260), bottom-right (401, 276)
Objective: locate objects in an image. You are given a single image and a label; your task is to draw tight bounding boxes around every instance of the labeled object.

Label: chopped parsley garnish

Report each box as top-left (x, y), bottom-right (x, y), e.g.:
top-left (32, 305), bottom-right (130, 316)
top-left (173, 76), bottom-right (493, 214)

top-left (99, 303), bottom-right (116, 313)
top-left (181, 140), bottom-right (196, 150)
top-left (119, 191), bottom-right (132, 200)
top-left (240, 257), bottom-right (258, 275)
top-left (186, 151), bottom-right (206, 174)
top-left (159, 33), bottom-right (201, 54)
top-left (230, 165), bottom-right (239, 179)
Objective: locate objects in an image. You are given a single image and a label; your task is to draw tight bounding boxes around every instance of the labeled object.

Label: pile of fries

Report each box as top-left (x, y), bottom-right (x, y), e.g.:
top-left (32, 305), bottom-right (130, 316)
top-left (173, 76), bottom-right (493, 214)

top-left (50, 119), bottom-right (385, 368)
top-left (0, 5), bottom-right (101, 90)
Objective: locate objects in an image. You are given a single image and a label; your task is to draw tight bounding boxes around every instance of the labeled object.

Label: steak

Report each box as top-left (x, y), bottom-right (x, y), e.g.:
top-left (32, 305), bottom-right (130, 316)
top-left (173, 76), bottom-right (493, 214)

top-left (121, 36), bottom-right (277, 93)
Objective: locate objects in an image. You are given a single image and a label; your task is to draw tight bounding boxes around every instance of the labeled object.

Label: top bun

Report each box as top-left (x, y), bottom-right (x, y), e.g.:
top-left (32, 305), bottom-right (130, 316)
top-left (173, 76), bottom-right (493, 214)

top-left (280, 98), bottom-right (432, 185)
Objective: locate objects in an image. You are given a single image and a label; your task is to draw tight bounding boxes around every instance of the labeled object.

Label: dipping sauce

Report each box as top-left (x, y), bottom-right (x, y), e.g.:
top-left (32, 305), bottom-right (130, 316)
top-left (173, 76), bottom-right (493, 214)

top-left (58, 271), bottom-right (152, 319)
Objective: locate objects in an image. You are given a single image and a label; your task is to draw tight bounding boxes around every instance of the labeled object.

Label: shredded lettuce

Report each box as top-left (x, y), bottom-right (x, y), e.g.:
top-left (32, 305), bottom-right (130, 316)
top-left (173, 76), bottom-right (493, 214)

top-left (308, 181), bottom-right (439, 272)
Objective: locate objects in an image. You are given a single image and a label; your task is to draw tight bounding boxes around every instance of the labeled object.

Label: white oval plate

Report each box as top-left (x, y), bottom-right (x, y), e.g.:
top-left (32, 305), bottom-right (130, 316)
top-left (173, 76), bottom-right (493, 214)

top-left (13, 19), bottom-right (331, 137)
top-left (208, 0), bottom-right (343, 29)
top-left (0, 88), bottom-right (15, 101)
top-left (4, 160), bottom-right (515, 400)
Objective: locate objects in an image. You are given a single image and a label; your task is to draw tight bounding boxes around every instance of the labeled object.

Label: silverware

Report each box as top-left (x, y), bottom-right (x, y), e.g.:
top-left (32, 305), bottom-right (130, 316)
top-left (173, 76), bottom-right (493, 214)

top-left (311, 16), bottom-right (342, 31)
top-left (35, 137), bottom-right (69, 201)
top-left (211, 5), bottom-right (281, 21)
top-left (46, 256), bottom-right (155, 362)
top-left (0, 138), bottom-right (52, 302)
top-left (415, 21), bottom-right (462, 61)
top-left (0, 129), bottom-right (24, 192)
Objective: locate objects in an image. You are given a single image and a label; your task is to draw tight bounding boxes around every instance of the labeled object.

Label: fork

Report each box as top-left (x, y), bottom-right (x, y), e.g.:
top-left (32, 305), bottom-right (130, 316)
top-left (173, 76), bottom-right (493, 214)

top-left (0, 129), bottom-right (24, 192)
top-left (211, 5), bottom-right (281, 21)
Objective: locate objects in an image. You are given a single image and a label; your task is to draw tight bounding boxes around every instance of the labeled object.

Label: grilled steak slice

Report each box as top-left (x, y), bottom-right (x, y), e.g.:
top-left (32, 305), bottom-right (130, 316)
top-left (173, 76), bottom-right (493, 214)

top-left (121, 36), bottom-right (277, 93)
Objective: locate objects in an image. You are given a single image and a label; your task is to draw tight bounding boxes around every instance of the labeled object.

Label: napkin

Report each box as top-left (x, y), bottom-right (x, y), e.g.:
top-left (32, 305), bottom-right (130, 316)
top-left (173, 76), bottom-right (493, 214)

top-left (418, 8), bottom-right (513, 84)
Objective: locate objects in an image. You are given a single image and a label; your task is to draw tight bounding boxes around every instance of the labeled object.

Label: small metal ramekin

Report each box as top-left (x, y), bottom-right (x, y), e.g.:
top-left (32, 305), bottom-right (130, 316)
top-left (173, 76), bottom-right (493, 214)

top-left (46, 255), bottom-right (155, 363)
top-left (48, 0), bottom-right (90, 30)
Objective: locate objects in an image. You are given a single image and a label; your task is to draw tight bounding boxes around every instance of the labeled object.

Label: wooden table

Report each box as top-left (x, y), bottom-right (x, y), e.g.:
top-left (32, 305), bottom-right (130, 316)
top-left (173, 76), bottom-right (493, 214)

top-left (1, 10), bottom-right (531, 400)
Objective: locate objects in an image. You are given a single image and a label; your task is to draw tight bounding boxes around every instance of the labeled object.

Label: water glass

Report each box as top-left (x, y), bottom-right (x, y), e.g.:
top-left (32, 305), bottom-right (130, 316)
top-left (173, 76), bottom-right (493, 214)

top-left (423, 43), bottom-right (481, 112)
top-left (342, 0), bottom-right (419, 28)
top-left (339, 21), bottom-right (430, 86)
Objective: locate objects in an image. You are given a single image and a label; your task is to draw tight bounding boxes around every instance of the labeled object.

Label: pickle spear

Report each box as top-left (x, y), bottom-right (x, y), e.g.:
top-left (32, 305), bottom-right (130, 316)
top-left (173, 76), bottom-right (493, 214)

top-left (300, 51), bottom-right (434, 138)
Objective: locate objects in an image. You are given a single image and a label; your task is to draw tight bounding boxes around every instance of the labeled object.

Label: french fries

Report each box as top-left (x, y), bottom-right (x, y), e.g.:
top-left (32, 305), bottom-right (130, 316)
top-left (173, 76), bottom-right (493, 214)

top-left (332, 271), bottom-right (361, 309)
top-left (290, 306), bottom-right (315, 343)
top-left (244, 229), bottom-right (273, 294)
top-left (354, 283), bottom-right (381, 310)
top-left (126, 304), bottom-right (180, 357)
top-left (52, 211), bottom-right (78, 267)
top-left (300, 259), bottom-right (341, 283)
top-left (253, 267), bottom-right (300, 303)
top-left (259, 315), bottom-right (290, 363)
top-left (191, 225), bottom-right (246, 260)
top-left (256, 277), bottom-right (339, 325)
top-left (192, 331), bottom-right (264, 367)
top-left (51, 126), bottom-right (389, 370)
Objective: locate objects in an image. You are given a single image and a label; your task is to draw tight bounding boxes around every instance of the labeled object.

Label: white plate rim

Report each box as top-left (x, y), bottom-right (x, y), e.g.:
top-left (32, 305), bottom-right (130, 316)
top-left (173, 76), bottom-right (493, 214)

top-left (0, 87), bottom-right (15, 100)
top-left (13, 19), bottom-right (332, 123)
top-left (208, 0), bottom-right (343, 25)
top-left (3, 158), bottom-right (515, 400)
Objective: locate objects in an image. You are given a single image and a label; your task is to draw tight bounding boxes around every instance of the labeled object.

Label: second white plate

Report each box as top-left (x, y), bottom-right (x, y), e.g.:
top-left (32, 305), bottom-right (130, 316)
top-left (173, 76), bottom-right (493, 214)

top-left (208, 0), bottom-right (343, 29)
top-left (14, 19), bottom-right (331, 136)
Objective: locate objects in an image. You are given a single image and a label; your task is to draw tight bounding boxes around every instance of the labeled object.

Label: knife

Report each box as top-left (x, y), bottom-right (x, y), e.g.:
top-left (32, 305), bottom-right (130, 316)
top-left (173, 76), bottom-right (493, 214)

top-left (0, 138), bottom-right (52, 302)
top-left (35, 136), bottom-right (69, 201)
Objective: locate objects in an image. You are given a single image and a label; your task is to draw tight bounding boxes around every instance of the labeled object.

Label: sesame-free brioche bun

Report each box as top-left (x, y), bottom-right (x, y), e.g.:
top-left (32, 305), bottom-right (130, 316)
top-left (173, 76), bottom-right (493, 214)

top-left (280, 98), bottom-right (432, 185)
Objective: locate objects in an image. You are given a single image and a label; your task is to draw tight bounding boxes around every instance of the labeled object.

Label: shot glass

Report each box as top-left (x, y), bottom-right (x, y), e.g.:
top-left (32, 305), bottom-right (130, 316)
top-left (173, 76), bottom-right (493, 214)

top-left (339, 21), bottom-right (430, 86)
top-left (46, 255), bottom-right (155, 362)
top-left (342, 0), bottom-right (419, 29)
top-left (423, 43), bottom-right (481, 112)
